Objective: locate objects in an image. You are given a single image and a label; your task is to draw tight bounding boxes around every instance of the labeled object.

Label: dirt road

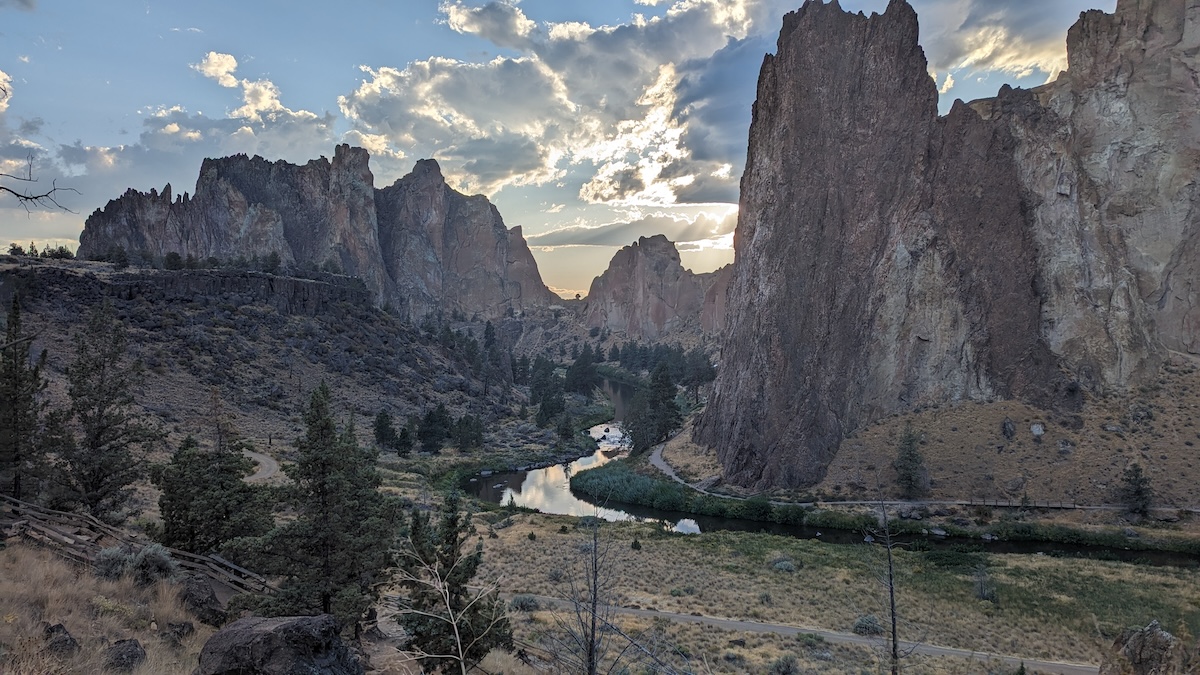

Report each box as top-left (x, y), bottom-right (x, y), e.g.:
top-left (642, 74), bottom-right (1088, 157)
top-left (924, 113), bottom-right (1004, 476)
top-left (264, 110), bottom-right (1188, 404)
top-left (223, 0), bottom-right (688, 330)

top-left (243, 449), bottom-right (280, 482)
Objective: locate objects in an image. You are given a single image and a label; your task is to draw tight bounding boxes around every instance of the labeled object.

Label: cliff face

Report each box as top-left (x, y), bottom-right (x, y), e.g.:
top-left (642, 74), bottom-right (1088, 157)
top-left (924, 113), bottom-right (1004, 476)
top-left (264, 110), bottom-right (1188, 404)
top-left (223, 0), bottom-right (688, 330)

top-left (79, 145), bottom-right (556, 320)
top-left (696, 0), bottom-right (1198, 488)
top-left (582, 235), bottom-right (729, 341)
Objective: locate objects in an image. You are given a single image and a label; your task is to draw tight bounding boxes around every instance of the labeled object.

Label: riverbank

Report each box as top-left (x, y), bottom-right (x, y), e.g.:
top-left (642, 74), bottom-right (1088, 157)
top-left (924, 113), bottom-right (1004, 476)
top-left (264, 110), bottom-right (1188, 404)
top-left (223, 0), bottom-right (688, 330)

top-left (570, 450), bottom-right (1200, 561)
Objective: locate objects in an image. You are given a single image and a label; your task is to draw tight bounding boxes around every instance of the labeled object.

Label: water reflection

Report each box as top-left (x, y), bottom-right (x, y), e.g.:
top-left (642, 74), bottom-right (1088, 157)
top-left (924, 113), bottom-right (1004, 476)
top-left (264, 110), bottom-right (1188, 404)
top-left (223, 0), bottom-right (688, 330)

top-left (467, 424), bottom-right (703, 534)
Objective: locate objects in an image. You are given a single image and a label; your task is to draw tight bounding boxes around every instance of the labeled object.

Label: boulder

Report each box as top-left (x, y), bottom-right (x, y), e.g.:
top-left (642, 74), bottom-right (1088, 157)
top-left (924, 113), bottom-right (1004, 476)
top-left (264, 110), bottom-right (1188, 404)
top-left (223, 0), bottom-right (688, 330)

top-left (180, 575), bottom-right (227, 627)
top-left (42, 622), bottom-right (80, 658)
top-left (195, 614), bottom-right (362, 675)
top-left (102, 639), bottom-right (146, 673)
top-left (1100, 620), bottom-right (1182, 675)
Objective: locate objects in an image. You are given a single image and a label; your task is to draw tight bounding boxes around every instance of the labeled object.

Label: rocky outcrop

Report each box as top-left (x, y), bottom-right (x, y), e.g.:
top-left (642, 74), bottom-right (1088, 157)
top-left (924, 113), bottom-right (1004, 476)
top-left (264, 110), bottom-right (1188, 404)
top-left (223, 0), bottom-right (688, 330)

top-left (696, 0), bottom-right (1199, 488)
top-left (79, 146), bottom-right (556, 320)
top-left (1099, 620), bottom-right (1184, 675)
top-left (195, 614), bottom-right (362, 675)
top-left (583, 235), bottom-right (729, 341)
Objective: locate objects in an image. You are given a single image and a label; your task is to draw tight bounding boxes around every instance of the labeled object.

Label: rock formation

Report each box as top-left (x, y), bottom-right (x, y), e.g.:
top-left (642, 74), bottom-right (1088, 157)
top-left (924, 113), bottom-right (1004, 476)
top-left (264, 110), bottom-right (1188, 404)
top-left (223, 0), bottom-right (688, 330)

top-left (583, 235), bottom-right (730, 341)
top-left (79, 146), bottom-right (557, 320)
top-left (1099, 620), bottom-right (1185, 675)
top-left (696, 0), bottom-right (1199, 488)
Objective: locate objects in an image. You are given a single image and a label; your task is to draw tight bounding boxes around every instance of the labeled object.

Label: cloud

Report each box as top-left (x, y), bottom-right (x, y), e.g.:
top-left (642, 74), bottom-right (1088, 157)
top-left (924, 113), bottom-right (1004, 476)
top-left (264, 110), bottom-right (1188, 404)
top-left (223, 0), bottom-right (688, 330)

top-left (938, 71), bottom-right (955, 94)
top-left (441, 0), bottom-right (536, 50)
top-left (0, 0), bottom-right (34, 9)
top-left (527, 208), bottom-right (736, 247)
top-left (338, 0), bottom-right (784, 204)
top-left (192, 51), bottom-right (239, 88)
top-left (170, 27), bottom-right (203, 33)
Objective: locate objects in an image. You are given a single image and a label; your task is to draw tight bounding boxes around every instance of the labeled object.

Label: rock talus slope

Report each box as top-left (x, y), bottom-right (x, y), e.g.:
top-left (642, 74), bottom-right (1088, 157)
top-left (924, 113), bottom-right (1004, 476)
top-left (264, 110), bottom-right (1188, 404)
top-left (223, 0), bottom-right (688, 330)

top-left (696, 0), bottom-right (1199, 488)
top-left (79, 145), bottom-right (556, 320)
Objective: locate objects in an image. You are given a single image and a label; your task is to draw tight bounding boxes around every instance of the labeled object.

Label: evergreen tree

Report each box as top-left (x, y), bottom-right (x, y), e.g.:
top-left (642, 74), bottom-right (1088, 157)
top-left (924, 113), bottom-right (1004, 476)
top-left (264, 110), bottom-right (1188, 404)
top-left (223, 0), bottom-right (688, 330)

top-left (236, 384), bottom-right (398, 629)
top-left (45, 303), bottom-right (157, 523)
top-left (535, 375), bottom-right (565, 428)
top-left (0, 295), bottom-right (47, 501)
top-left (452, 414), bottom-right (484, 451)
top-left (893, 422), bottom-right (928, 499)
top-left (374, 409), bottom-right (399, 449)
top-left (419, 403), bottom-right (453, 453)
top-left (152, 433), bottom-right (271, 553)
top-left (395, 492), bottom-right (512, 672)
top-left (564, 344), bottom-right (599, 395)
top-left (1119, 463), bottom-right (1153, 516)
top-left (151, 391), bottom-right (271, 554)
top-left (622, 363), bottom-right (681, 454)
top-left (483, 320), bottom-right (496, 350)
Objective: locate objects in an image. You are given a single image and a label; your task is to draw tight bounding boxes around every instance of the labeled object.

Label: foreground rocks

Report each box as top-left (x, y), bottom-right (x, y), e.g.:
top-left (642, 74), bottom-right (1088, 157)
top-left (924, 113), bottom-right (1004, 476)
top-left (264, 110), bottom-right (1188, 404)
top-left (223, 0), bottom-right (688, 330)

top-left (1099, 620), bottom-right (1185, 675)
top-left (195, 614), bottom-right (362, 675)
top-left (697, 0), bottom-right (1199, 488)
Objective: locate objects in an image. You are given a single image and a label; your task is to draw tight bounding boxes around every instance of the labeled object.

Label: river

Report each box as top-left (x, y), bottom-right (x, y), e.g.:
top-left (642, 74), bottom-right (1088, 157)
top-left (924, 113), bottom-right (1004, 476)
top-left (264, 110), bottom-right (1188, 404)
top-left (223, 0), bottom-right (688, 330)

top-left (462, 378), bottom-right (1199, 565)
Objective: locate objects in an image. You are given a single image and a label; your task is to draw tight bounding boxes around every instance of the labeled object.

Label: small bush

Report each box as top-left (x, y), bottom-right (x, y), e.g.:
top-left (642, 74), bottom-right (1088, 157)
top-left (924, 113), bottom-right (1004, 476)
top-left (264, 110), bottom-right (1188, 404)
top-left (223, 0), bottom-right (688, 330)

top-left (853, 614), bottom-right (884, 636)
top-left (510, 594), bottom-right (540, 612)
top-left (131, 543), bottom-right (179, 586)
top-left (95, 546), bottom-right (134, 580)
top-left (758, 592), bottom-right (772, 606)
top-left (631, 538), bottom-right (642, 551)
top-left (773, 560), bottom-right (797, 573)
top-left (767, 654), bottom-right (799, 675)
top-left (527, 532), bottom-right (537, 541)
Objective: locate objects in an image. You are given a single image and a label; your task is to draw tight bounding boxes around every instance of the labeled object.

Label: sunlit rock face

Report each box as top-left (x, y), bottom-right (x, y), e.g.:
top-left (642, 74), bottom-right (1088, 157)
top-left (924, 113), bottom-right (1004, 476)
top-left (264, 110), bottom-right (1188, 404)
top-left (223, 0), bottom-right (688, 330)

top-left (583, 235), bottom-right (730, 341)
top-left (79, 145), bottom-right (556, 320)
top-left (696, 0), bottom-right (1198, 489)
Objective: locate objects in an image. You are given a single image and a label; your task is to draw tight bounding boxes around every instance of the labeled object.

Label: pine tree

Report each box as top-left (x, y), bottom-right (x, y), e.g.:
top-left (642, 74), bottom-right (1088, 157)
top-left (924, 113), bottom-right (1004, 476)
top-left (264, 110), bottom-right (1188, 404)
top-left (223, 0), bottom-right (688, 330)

top-left (893, 422), bottom-right (928, 499)
top-left (419, 404), bottom-right (453, 453)
top-left (565, 344), bottom-right (599, 395)
top-left (237, 384), bottom-right (399, 629)
top-left (395, 492), bottom-right (512, 672)
top-left (152, 391), bottom-right (271, 553)
top-left (46, 303), bottom-right (157, 523)
top-left (648, 362), bottom-right (681, 440)
top-left (374, 409), bottom-right (399, 449)
top-left (0, 295), bottom-right (47, 500)
top-left (536, 375), bottom-right (565, 428)
top-left (1119, 463), bottom-right (1152, 516)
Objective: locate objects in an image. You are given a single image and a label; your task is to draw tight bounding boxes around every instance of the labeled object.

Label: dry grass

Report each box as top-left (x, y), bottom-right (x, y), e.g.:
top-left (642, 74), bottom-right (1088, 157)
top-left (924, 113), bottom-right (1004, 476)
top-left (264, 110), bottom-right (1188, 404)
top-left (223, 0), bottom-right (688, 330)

top-left (0, 544), bottom-right (213, 674)
top-left (476, 512), bottom-right (1200, 666)
top-left (661, 419), bottom-right (724, 484)
top-left (819, 356), bottom-right (1200, 509)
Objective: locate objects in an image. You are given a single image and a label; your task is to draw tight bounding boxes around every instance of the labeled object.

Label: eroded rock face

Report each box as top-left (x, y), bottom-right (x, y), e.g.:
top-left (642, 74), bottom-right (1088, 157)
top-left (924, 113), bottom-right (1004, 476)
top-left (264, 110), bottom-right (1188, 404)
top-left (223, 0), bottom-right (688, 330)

top-left (1099, 620), bottom-right (1182, 675)
top-left (79, 146), bottom-right (556, 320)
top-left (696, 0), bottom-right (1197, 488)
top-left (583, 235), bottom-right (729, 340)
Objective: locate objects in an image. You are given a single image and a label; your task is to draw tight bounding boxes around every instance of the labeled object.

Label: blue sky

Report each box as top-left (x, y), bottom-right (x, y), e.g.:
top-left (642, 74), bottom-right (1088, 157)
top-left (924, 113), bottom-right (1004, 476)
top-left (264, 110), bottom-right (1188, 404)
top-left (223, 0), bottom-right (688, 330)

top-left (0, 0), bottom-right (1113, 296)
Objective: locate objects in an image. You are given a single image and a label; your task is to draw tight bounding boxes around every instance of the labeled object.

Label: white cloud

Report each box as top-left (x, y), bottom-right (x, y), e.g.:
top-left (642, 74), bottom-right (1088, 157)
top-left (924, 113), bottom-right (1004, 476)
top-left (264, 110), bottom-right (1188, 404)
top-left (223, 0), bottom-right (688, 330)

top-left (938, 71), bottom-right (955, 94)
top-left (527, 206), bottom-right (736, 247)
top-left (192, 51), bottom-right (239, 88)
top-left (441, 0), bottom-right (536, 50)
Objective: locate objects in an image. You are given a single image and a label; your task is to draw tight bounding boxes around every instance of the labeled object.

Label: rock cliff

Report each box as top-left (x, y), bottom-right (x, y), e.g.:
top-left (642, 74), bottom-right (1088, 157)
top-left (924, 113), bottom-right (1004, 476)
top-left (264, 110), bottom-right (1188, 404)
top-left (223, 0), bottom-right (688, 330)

top-left (582, 235), bottom-right (729, 341)
top-left (696, 0), bottom-right (1199, 488)
top-left (78, 145), bottom-right (557, 320)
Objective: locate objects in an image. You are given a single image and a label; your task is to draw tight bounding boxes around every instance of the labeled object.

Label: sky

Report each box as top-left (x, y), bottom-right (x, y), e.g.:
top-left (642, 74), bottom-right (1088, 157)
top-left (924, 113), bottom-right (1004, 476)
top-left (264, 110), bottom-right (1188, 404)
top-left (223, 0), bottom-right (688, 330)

top-left (0, 0), bottom-right (1114, 297)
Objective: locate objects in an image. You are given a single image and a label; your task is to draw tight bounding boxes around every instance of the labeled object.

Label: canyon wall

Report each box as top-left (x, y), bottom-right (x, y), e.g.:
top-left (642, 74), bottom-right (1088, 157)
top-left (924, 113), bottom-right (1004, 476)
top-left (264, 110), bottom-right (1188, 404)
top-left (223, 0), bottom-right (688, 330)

top-left (696, 0), bottom-right (1198, 488)
top-left (79, 145), bottom-right (557, 320)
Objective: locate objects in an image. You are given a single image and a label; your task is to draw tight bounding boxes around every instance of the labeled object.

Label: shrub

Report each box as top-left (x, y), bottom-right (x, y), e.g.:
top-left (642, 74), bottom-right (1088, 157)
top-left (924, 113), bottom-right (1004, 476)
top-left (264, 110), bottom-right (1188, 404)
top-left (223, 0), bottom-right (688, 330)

top-left (772, 559), bottom-right (797, 573)
top-left (853, 615), bottom-right (884, 636)
top-left (767, 654), bottom-right (799, 675)
top-left (527, 532), bottom-right (537, 541)
top-left (631, 538), bottom-right (642, 551)
top-left (130, 543), bottom-right (179, 586)
top-left (510, 594), bottom-right (540, 612)
top-left (95, 546), bottom-right (134, 580)
top-left (758, 592), bottom-right (772, 605)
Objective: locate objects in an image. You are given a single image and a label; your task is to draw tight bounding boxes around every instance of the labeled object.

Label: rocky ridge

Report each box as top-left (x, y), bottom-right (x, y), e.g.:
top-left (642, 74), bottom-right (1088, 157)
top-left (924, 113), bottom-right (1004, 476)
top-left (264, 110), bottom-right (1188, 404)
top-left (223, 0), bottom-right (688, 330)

top-left (79, 146), bottom-right (558, 320)
top-left (697, 0), bottom-right (1200, 488)
top-left (582, 235), bottom-right (730, 341)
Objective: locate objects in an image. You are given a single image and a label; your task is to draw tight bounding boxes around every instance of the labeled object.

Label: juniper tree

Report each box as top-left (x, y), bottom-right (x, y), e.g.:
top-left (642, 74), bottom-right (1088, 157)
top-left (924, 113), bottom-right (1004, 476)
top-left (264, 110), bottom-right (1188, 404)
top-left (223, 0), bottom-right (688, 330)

top-left (623, 363), bottom-right (681, 454)
top-left (395, 492), bottom-right (512, 673)
top-left (45, 303), bottom-right (157, 523)
top-left (152, 395), bottom-right (271, 553)
top-left (236, 383), bottom-right (399, 629)
top-left (893, 422), bottom-right (928, 499)
top-left (0, 295), bottom-right (47, 501)
top-left (1119, 463), bottom-right (1153, 516)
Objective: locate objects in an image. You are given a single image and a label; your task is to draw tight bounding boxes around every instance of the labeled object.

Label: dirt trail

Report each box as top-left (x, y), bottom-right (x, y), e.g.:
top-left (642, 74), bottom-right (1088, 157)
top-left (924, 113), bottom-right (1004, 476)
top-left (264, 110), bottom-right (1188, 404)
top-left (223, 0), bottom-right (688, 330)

top-left (243, 449), bottom-right (280, 482)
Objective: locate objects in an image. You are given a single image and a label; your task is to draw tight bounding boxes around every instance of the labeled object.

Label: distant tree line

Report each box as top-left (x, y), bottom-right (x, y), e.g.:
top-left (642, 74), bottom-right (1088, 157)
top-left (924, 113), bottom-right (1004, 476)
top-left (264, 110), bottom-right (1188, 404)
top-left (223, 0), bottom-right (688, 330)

top-left (7, 242), bottom-right (76, 260)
